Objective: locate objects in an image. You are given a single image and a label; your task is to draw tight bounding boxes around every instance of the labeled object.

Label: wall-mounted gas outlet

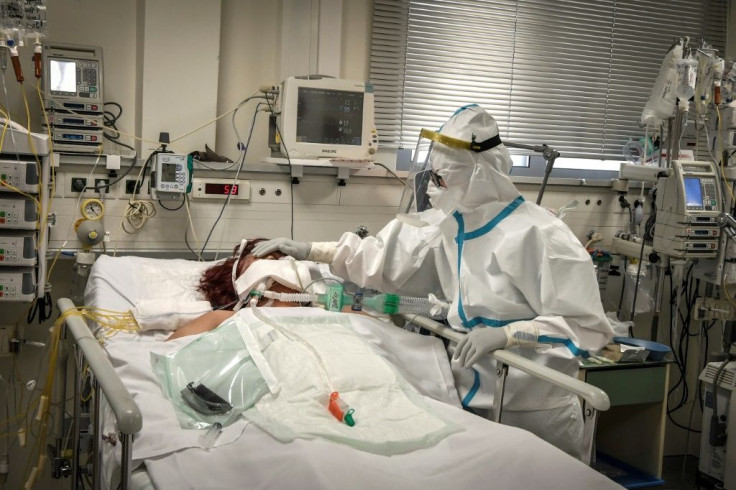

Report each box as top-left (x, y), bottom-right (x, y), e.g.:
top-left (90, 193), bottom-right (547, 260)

top-left (250, 182), bottom-right (291, 204)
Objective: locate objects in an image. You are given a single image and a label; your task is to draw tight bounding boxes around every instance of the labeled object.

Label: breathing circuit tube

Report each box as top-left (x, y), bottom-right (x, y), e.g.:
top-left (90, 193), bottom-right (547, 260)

top-left (256, 286), bottom-right (439, 317)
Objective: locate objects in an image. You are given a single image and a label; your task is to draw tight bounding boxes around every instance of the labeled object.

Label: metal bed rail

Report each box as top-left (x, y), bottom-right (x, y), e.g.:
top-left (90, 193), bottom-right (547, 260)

top-left (58, 298), bottom-right (142, 490)
top-left (399, 313), bottom-right (610, 465)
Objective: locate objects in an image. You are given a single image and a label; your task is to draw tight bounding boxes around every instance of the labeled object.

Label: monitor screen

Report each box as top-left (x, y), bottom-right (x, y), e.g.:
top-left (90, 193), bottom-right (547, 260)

top-left (296, 88), bottom-right (364, 146)
top-left (684, 177), bottom-right (703, 207)
top-left (49, 59), bottom-right (77, 94)
top-left (161, 163), bottom-right (178, 183)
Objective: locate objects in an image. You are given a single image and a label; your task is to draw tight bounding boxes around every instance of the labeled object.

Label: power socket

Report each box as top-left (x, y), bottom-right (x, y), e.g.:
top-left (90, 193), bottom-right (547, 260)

top-left (70, 177), bottom-right (87, 193)
top-left (125, 179), bottom-right (143, 195)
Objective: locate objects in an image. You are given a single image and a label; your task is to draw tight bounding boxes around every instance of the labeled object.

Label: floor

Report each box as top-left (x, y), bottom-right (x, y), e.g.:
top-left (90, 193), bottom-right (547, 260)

top-left (660, 456), bottom-right (722, 490)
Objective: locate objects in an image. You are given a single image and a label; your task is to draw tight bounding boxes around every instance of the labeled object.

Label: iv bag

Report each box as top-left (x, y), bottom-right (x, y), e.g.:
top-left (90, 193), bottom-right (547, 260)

top-left (675, 56), bottom-right (698, 105)
top-left (640, 43), bottom-right (682, 127)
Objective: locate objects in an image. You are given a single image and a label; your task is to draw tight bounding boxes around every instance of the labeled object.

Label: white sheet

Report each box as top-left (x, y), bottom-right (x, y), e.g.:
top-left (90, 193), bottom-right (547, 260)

top-left (87, 255), bottom-right (622, 490)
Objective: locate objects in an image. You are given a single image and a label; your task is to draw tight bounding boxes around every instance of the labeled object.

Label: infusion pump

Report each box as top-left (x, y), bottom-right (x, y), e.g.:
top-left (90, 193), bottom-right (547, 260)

top-left (653, 160), bottom-right (722, 258)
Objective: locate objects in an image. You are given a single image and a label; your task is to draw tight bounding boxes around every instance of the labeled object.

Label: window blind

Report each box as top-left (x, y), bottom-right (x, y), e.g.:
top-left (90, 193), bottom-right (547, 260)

top-left (370, 0), bottom-right (729, 159)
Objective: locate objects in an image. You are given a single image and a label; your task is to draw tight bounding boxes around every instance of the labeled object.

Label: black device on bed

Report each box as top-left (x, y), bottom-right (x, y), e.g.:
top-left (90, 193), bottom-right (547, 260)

top-left (181, 382), bottom-right (233, 415)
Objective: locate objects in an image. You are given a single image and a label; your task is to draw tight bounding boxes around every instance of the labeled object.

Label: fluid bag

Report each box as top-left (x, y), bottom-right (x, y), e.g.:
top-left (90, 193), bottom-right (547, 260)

top-left (640, 42), bottom-right (682, 127)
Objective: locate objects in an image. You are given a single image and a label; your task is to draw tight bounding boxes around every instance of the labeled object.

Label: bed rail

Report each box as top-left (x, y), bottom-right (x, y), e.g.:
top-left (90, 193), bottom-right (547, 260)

top-left (58, 298), bottom-right (142, 490)
top-left (399, 313), bottom-right (610, 465)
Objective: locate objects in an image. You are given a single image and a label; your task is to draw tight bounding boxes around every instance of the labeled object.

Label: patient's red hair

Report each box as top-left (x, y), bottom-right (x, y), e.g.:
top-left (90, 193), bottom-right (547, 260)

top-left (198, 238), bottom-right (284, 309)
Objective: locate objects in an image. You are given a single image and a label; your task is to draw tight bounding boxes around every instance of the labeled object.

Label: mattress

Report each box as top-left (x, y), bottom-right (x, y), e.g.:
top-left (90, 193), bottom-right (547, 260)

top-left (86, 255), bottom-right (622, 490)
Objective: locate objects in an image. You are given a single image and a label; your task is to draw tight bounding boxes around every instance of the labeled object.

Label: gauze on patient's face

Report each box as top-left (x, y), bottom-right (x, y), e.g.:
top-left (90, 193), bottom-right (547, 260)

top-left (233, 258), bottom-right (312, 301)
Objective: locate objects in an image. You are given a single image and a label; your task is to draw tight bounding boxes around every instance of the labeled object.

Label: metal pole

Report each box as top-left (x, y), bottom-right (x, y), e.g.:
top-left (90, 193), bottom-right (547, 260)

top-left (651, 264), bottom-right (665, 341)
top-left (492, 363), bottom-right (509, 424)
top-left (580, 402), bottom-right (599, 466)
top-left (536, 152), bottom-right (558, 205)
top-left (93, 382), bottom-right (101, 490)
top-left (71, 348), bottom-right (81, 489)
top-left (120, 434), bottom-right (133, 490)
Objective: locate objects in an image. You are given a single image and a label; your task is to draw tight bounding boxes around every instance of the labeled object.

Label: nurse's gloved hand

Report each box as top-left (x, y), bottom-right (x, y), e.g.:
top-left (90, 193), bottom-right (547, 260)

top-left (252, 238), bottom-right (312, 261)
top-left (453, 327), bottom-right (508, 368)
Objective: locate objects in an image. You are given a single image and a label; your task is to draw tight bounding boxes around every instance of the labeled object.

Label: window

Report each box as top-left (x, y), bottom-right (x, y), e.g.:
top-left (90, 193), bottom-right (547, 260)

top-left (370, 0), bottom-right (728, 168)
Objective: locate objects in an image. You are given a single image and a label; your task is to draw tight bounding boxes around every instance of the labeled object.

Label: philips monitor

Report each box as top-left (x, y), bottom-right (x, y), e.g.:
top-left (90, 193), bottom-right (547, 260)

top-left (275, 77), bottom-right (378, 160)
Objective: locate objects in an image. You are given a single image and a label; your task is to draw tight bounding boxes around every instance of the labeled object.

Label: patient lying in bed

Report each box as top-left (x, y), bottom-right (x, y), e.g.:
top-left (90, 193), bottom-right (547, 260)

top-left (167, 238), bottom-right (332, 340)
top-left (136, 239), bottom-right (464, 455)
top-left (87, 253), bottom-right (623, 489)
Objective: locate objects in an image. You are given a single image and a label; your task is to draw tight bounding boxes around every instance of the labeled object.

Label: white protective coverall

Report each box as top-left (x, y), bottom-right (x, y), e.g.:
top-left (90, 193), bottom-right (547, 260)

top-left (270, 105), bottom-right (614, 455)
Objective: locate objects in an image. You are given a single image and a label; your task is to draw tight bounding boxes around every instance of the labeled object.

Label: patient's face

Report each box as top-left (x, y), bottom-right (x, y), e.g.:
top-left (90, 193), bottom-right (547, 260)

top-left (238, 253), bottom-right (302, 308)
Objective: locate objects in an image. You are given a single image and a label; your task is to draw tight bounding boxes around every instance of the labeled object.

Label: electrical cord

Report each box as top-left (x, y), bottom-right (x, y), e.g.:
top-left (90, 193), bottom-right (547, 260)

top-left (157, 198), bottom-right (185, 211)
top-left (191, 156), bottom-right (240, 171)
top-left (199, 96), bottom-right (266, 256)
top-left (373, 162), bottom-right (406, 185)
top-left (183, 195), bottom-right (203, 261)
top-left (265, 94), bottom-right (295, 239)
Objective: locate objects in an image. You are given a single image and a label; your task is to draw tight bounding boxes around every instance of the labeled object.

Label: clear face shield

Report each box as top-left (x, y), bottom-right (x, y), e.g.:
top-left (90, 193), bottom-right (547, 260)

top-left (397, 133), bottom-right (435, 215)
top-left (397, 128), bottom-right (501, 215)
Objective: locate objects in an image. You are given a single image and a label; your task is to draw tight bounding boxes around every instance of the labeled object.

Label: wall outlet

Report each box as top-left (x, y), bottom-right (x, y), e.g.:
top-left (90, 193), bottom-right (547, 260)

top-left (70, 177), bottom-right (87, 193)
top-left (125, 179), bottom-right (143, 195)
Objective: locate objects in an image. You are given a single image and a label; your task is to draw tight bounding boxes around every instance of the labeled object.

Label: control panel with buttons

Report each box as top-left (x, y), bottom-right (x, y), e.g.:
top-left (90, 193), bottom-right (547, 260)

top-left (0, 198), bottom-right (38, 230)
top-left (0, 268), bottom-right (36, 302)
top-left (0, 233), bottom-right (37, 267)
top-left (0, 160), bottom-right (39, 194)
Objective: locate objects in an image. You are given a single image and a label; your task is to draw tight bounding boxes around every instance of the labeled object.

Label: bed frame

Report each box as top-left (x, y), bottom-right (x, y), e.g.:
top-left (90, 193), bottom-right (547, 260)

top-left (58, 298), bottom-right (610, 490)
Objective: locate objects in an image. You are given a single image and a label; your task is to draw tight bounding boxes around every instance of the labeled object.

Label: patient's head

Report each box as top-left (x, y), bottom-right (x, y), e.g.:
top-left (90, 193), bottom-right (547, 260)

top-left (198, 239), bottom-right (299, 309)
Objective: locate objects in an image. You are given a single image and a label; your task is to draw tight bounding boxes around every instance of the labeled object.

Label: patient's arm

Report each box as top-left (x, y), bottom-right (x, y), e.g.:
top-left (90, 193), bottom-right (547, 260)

top-left (167, 310), bottom-right (235, 341)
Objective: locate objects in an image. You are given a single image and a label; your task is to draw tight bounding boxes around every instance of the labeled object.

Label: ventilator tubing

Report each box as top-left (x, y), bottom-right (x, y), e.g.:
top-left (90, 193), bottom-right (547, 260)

top-left (260, 290), bottom-right (315, 303)
top-left (257, 288), bottom-right (435, 316)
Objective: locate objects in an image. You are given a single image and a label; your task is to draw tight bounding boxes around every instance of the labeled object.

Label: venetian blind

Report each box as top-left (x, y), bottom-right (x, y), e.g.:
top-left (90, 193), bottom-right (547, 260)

top-left (370, 0), bottom-right (729, 159)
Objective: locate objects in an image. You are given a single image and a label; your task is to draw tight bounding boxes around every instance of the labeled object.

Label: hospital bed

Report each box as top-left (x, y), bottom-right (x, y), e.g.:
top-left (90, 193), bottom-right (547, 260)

top-left (58, 255), bottom-right (619, 490)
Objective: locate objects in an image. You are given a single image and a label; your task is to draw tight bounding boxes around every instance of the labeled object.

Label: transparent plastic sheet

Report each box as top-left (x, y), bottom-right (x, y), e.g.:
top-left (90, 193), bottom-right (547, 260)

top-left (150, 319), bottom-right (269, 429)
top-left (240, 312), bottom-right (463, 455)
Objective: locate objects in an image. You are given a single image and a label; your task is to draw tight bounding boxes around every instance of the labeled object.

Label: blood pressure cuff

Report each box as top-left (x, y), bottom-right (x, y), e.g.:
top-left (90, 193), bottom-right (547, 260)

top-left (132, 299), bottom-right (213, 332)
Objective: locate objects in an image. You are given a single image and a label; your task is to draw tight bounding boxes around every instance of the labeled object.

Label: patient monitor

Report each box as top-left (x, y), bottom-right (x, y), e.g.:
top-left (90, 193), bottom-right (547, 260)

top-left (269, 77), bottom-right (379, 161)
top-left (653, 160), bottom-right (722, 258)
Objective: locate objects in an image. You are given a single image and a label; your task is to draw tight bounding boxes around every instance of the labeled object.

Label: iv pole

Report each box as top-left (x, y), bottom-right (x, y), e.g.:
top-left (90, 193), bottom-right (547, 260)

top-left (504, 141), bottom-right (560, 205)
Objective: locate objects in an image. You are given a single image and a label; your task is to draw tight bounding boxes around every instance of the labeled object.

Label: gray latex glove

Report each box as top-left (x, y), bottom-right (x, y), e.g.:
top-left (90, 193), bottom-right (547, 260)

top-left (453, 327), bottom-right (508, 368)
top-left (252, 238), bottom-right (312, 260)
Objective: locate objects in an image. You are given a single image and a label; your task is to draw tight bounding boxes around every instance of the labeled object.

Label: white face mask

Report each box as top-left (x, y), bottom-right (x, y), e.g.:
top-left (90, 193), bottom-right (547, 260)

top-left (426, 180), bottom-right (455, 214)
top-left (233, 257), bottom-right (312, 307)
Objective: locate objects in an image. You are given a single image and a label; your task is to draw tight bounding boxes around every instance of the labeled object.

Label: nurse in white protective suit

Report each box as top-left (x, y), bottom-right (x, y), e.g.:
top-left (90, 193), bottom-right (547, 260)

top-left (253, 104), bottom-right (614, 455)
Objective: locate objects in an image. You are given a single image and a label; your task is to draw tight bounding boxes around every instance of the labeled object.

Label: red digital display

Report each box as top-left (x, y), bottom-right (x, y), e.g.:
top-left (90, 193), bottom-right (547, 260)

top-left (204, 183), bottom-right (239, 195)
